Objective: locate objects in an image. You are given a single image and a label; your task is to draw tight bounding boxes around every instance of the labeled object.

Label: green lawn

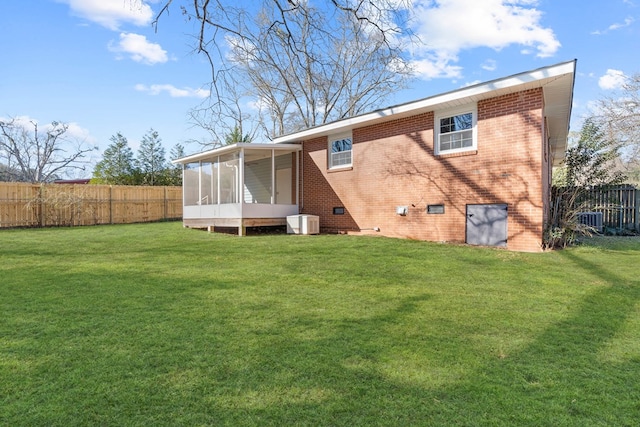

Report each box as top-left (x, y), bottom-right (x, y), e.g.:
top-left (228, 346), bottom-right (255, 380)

top-left (1, 222), bottom-right (639, 426)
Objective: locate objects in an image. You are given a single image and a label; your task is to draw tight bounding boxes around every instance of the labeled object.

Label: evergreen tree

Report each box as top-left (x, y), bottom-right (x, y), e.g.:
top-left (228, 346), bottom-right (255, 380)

top-left (165, 143), bottom-right (186, 186)
top-left (137, 129), bottom-right (167, 186)
top-left (560, 118), bottom-right (625, 188)
top-left (224, 125), bottom-right (252, 145)
top-left (92, 133), bottom-right (137, 185)
top-left (546, 118), bottom-right (627, 248)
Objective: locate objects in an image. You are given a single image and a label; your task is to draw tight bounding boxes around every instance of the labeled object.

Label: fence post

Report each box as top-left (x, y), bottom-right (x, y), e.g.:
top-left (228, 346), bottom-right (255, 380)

top-left (109, 185), bottom-right (113, 224)
top-left (164, 186), bottom-right (168, 221)
top-left (38, 184), bottom-right (44, 227)
top-left (633, 187), bottom-right (640, 231)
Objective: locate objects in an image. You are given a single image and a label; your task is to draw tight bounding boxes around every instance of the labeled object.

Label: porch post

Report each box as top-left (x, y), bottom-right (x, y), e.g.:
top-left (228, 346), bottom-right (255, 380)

top-left (181, 164), bottom-right (185, 213)
top-left (239, 148), bottom-right (245, 206)
top-left (296, 149), bottom-right (300, 208)
top-left (216, 155), bottom-right (220, 205)
top-left (271, 149), bottom-right (276, 204)
top-left (198, 161), bottom-right (202, 212)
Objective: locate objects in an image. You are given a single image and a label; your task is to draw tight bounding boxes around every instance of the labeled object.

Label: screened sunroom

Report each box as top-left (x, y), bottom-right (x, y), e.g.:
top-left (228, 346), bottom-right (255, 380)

top-left (174, 143), bottom-right (302, 235)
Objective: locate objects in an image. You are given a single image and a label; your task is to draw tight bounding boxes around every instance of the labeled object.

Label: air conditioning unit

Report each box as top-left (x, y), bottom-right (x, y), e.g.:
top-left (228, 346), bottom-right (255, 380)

top-left (577, 212), bottom-right (603, 233)
top-left (287, 215), bottom-right (320, 235)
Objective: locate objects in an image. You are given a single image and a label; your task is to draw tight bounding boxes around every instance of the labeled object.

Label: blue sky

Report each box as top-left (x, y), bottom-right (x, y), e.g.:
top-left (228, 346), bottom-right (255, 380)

top-left (1, 1), bottom-right (638, 176)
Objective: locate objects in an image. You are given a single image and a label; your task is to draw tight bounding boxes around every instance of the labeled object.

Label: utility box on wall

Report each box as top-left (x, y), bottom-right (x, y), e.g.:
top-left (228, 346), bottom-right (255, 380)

top-left (287, 215), bottom-right (320, 235)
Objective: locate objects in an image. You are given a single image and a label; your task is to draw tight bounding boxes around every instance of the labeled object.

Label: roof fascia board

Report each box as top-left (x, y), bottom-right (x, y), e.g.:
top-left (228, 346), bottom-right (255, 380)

top-left (173, 143), bottom-right (302, 164)
top-left (272, 60), bottom-right (576, 144)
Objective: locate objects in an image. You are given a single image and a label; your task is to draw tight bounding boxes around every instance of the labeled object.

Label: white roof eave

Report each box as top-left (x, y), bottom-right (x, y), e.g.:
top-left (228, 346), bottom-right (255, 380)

top-left (172, 142), bottom-right (302, 164)
top-left (173, 61), bottom-right (575, 166)
top-left (271, 60), bottom-right (576, 155)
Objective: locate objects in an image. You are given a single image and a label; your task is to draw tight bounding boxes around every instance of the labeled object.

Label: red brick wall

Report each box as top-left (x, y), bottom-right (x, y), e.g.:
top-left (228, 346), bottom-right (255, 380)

top-left (300, 88), bottom-right (546, 251)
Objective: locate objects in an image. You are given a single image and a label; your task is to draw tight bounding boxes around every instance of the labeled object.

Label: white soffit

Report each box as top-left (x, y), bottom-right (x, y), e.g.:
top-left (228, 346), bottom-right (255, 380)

top-left (271, 60), bottom-right (576, 150)
top-left (173, 143), bottom-right (301, 164)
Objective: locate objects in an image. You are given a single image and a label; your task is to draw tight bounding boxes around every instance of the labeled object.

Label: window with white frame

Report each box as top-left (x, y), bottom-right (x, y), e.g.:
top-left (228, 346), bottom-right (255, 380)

top-left (435, 106), bottom-right (477, 155)
top-left (328, 133), bottom-right (352, 169)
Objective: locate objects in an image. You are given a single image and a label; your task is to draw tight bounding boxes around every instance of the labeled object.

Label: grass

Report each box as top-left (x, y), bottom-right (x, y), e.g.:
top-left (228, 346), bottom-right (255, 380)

top-left (1, 222), bottom-right (639, 426)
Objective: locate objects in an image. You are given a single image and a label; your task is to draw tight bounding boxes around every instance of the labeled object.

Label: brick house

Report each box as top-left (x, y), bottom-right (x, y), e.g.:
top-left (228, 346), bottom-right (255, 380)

top-left (174, 60), bottom-right (576, 252)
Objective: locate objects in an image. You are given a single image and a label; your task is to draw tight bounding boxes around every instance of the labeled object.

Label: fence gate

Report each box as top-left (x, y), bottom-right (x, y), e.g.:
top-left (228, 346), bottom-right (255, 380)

top-left (466, 204), bottom-right (508, 247)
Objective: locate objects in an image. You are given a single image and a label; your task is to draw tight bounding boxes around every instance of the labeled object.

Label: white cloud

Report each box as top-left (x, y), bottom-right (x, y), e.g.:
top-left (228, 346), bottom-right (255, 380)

top-left (109, 33), bottom-right (168, 65)
top-left (1, 116), bottom-right (97, 146)
top-left (609, 17), bottom-right (635, 31)
top-left (1, 115), bottom-right (34, 126)
top-left (60, 122), bottom-right (97, 145)
top-left (58, 0), bottom-right (153, 30)
top-left (409, 0), bottom-right (560, 80)
top-left (481, 59), bottom-right (498, 71)
top-left (135, 84), bottom-right (210, 98)
top-left (409, 57), bottom-right (463, 80)
top-left (592, 16), bottom-right (635, 35)
top-left (247, 97), bottom-right (270, 112)
top-left (598, 69), bottom-right (627, 90)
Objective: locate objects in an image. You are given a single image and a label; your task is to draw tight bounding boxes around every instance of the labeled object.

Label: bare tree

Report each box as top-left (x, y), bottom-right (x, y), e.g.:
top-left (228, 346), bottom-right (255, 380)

top-left (150, 0), bottom-right (414, 139)
top-left (188, 71), bottom-right (261, 149)
top-left (0, 118), bottom-right (96, 183)
top-left (595, 72), bottom-right (640, 183)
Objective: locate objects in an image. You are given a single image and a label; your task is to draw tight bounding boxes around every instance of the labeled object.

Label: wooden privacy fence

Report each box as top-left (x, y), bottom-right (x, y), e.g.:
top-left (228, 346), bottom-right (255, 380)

top-left (0, 183), bottom-right (182, 228)
top-left (575, 185), bottom-right (639, 231)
